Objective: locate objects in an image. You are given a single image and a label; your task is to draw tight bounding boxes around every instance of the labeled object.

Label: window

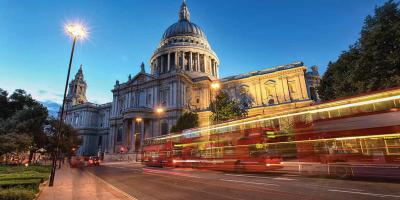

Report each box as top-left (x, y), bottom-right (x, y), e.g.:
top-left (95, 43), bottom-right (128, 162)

top-left (116, 127), bottom-right (123, 142)
top-left (161, 122), bottom-right (169, 135)
top-left (146, 93), bottom-right (151, 106)
top-left (385, 137), bottom-right (400, 155)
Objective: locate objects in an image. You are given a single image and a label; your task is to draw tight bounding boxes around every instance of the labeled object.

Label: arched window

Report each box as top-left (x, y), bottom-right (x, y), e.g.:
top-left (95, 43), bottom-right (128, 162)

top-left (268, 99), bottom-right (275, 105)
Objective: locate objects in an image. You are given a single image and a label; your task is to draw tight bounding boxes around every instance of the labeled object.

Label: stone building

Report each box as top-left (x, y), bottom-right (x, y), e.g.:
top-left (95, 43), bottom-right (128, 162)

top-left (64, 66), bottom-right (111, 156)
top-left (64, 1), bottom-right (320, 157)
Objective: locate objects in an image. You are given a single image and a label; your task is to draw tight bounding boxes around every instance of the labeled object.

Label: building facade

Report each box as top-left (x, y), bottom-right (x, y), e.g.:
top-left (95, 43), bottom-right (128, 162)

top-left (64, 1), bottom-right (320, 157)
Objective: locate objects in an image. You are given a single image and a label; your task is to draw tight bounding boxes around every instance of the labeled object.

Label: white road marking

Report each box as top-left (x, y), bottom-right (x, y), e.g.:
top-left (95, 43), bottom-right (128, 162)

top-left (220, 179), bottom-right (279, 186)
top-left (225, 174), bottom-right (296, 181)
top-left (272, 177), bottom-right (296, 181)
top-left (328, 189), bottom-right (400, 198)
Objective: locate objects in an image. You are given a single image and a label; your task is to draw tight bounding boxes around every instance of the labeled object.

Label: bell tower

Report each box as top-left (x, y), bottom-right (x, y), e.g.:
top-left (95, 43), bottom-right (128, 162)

top-left (67, 65), bottom-right (88, 107)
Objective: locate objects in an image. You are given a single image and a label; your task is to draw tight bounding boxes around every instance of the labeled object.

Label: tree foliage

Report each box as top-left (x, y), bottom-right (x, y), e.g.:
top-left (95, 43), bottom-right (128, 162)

top-left (44, 118), bottom-right (82, 156)
top-left (170, 112), bottom-right (199, 133)
top-left (0, 89), bottom-right (48, 159)
top-left (318, 1), bottom-right (400, 101)
top-left (0, 88), bottom-right (81, 162)
top-left (210, 91), bottom-right (248, 123)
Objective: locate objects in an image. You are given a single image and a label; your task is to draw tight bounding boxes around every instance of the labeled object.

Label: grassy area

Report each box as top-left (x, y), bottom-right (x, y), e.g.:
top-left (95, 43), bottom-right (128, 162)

top-left (0, 165), bottom-right (51, 200)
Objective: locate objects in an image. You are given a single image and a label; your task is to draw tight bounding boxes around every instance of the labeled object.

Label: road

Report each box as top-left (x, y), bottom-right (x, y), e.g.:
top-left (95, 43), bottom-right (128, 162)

top-left (87, 162), bottom-right (400, 200)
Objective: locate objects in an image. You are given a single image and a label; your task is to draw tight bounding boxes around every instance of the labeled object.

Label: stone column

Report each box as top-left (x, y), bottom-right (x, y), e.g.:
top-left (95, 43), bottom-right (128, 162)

top-left (298, 74), bottom-right (308, 100)
top-left (167, 52), bottom-right (171, 72)
top-left (189, 52), bottom-right (193, 71)
top-left (281, 76), bottom-right (290, 102)
top-left (160, 55), bottom-right (164, 74)
top-left (130, 119), bottom-right (135, 152)
top-left (196, 53), bottom-right (200, 72)
top-left (211, 60), bottom-right (215, 76)
top-left (208, 57), bottom-right (212, 75)
top-left (175, 52), bottom-right (178, 69)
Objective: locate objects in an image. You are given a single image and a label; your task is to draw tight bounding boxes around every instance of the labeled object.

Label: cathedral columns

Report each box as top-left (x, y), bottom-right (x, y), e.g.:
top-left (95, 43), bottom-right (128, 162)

top-left (167, 53), bottom-right (171, 72)
top-left (130, 119), bottom-right (135, 152)
top-left (189, 52), bottom-right (193, 71)
top-left (196, 53), bottom-right (200, 72)
top-left (175, 51), bottom-right (178, 69)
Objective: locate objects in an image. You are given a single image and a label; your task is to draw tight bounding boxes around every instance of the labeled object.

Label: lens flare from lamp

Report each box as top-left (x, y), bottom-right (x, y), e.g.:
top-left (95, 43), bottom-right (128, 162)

top-left (65, 23), bottom-right (87, 39)
top-left (156, 107), bottom-right (164, 114)
top-left (211, 82), bottom-right (220, 90)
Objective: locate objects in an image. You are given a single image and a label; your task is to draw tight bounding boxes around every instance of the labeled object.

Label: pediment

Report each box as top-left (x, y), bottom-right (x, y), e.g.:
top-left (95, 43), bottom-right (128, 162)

top-left (128, 72), bottom-right (156, 85)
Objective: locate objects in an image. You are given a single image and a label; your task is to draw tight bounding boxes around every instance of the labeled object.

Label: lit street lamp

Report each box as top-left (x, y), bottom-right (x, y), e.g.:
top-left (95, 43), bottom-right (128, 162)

top-left (49, 23), bottom-right (87, 187)
top-left (210, 82), bottom-right (221, 157)
top-left (155, 106), bottom-right (165, 136)
top-left (135, 117), bottom-right (142, 161)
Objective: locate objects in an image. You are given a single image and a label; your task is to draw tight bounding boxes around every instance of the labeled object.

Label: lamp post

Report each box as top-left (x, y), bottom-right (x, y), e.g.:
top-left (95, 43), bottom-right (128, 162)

top-left (49, 23), bottom-right (87, 187)
top-left (210, 82), bottom-right (220, 157)
top-left (156, 107), bottom-right (165, 135)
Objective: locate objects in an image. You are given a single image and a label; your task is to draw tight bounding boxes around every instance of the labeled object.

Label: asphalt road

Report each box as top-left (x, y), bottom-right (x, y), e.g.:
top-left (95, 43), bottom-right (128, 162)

top-left (87, 162), bottom-right (400, 200)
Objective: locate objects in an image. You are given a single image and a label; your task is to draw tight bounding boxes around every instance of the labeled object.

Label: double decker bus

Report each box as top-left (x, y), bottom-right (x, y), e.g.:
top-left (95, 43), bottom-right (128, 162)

top-left (143, 88), bottom-right (400, 179)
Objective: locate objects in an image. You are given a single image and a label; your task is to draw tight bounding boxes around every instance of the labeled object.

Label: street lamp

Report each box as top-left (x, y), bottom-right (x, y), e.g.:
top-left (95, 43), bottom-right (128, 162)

top-left (135, 117), bottom-right (142, 161)
top-left (49, 23), bottom-right (87, 187)
top-left (211, 82), bottom-right (220, 90)
top-left (210, 82), bottom-right (221, 158)
top-left (155, 107), bottom-right (165, 136)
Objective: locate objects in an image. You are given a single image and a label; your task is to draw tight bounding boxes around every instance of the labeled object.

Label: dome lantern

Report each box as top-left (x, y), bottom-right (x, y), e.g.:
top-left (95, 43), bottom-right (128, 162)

top-left (179, 0), bottom-right (190, 21)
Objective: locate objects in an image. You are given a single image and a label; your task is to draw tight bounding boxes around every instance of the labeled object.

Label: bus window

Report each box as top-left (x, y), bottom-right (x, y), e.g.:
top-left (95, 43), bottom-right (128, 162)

top-left (385, 137), bottom-right (400, 155)
top-left (361, 138), bottom-right (386, 155)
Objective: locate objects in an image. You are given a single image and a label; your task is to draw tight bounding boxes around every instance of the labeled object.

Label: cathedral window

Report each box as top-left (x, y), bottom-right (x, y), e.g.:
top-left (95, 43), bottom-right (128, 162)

top-left (117, 127), bottom-right (123, 142)
top-left (146, 94), bottom-right (152, 106)
top-left (268, 99), bottom-right (275, 105)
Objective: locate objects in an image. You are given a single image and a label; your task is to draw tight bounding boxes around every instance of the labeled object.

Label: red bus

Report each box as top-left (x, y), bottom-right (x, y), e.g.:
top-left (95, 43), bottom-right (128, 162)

top-left (143, 88), bottom-right (400, 178)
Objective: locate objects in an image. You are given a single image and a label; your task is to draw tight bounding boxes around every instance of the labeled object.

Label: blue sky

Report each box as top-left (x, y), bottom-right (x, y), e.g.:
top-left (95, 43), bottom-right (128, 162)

top-left (0, 0), bottom-right (387, 104)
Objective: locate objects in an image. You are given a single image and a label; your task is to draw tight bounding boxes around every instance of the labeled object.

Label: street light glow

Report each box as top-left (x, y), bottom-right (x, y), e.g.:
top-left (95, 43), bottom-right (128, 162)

top-left (211, 82), bottom-right (220, 90)
top-left (136, 117), bottom-right (143, 122)
top-left (156, 107), bottom-right (164, 114)
top-left (65, 23), bottom-right (87, 39)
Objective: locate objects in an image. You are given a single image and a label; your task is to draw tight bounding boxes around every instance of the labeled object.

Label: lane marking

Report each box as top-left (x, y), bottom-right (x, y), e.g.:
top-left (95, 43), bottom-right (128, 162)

top-left (328, 189), bottom-right (400, 198)
top-left (272, 177), bottom-right (296, 181)
top-left (225, 174), bottom-right (296, 181)
top-left (220, 179), bottom-right (279, 186)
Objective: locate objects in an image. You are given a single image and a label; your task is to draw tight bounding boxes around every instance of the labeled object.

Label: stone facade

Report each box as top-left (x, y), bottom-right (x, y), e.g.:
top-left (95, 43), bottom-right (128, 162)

top-left (64, 1), bottom-right (320, 157)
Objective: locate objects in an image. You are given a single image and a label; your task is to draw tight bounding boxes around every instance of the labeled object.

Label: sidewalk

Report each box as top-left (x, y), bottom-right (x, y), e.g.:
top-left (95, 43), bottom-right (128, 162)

top-left (38, 166), bottom-right (135, 200)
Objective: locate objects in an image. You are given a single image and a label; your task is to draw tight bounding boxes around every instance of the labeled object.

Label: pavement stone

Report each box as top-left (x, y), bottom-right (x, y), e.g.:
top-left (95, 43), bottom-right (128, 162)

top-left (38, 166), bottom-right (133, 200)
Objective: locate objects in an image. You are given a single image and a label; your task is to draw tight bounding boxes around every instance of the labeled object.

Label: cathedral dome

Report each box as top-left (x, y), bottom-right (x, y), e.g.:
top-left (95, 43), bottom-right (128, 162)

top-left (162, 20), bottom-right (206, 40)
top-left (150, 0), bottom-right (219, 80)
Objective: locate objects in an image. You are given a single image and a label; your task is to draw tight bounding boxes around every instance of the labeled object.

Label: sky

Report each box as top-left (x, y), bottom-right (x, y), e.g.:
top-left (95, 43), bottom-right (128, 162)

top-left (0, 0), bottom-right (388, 105)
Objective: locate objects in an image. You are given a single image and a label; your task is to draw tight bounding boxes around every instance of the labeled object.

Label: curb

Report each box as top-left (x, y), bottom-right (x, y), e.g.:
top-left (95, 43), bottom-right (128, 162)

top-left (85, 170), bottom-right (139, 200)
top-left (34, 180), bottom-right (48, 200)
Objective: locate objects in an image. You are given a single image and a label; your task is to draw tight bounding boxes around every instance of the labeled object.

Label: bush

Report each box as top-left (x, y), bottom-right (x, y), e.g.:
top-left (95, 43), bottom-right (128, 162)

top-left (0, 165), bottom-right (51, 174)
top-left (0, 188), bottom-right (36, 200)
top-left (0, 179), bottom-right (41, 190)
top-left (0, 173), bottom-right (48, 182)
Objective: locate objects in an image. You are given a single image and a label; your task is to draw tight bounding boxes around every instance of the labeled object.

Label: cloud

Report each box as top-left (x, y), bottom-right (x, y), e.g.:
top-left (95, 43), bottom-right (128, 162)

top-left (40, 100), bottom-right (61, 117)
top-left (37, 90), bottom-right (48, 95)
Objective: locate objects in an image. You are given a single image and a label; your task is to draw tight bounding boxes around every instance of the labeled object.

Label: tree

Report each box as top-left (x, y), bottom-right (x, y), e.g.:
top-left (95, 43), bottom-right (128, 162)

top-left (318, 0), bottom-right (400, 101)
top-left (210, 91), bottom-right (248, 123)
top-left (44, 118), bottom-right (82, 157)
top-left (0, 89), bottom-right (49, 163)
top-left (170, 112), bottom-right (199, 133)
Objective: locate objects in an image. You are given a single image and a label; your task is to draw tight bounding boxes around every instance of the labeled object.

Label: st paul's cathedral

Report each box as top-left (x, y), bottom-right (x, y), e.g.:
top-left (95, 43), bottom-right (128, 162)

top-left (64, 1), bottom-right (320, 158)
